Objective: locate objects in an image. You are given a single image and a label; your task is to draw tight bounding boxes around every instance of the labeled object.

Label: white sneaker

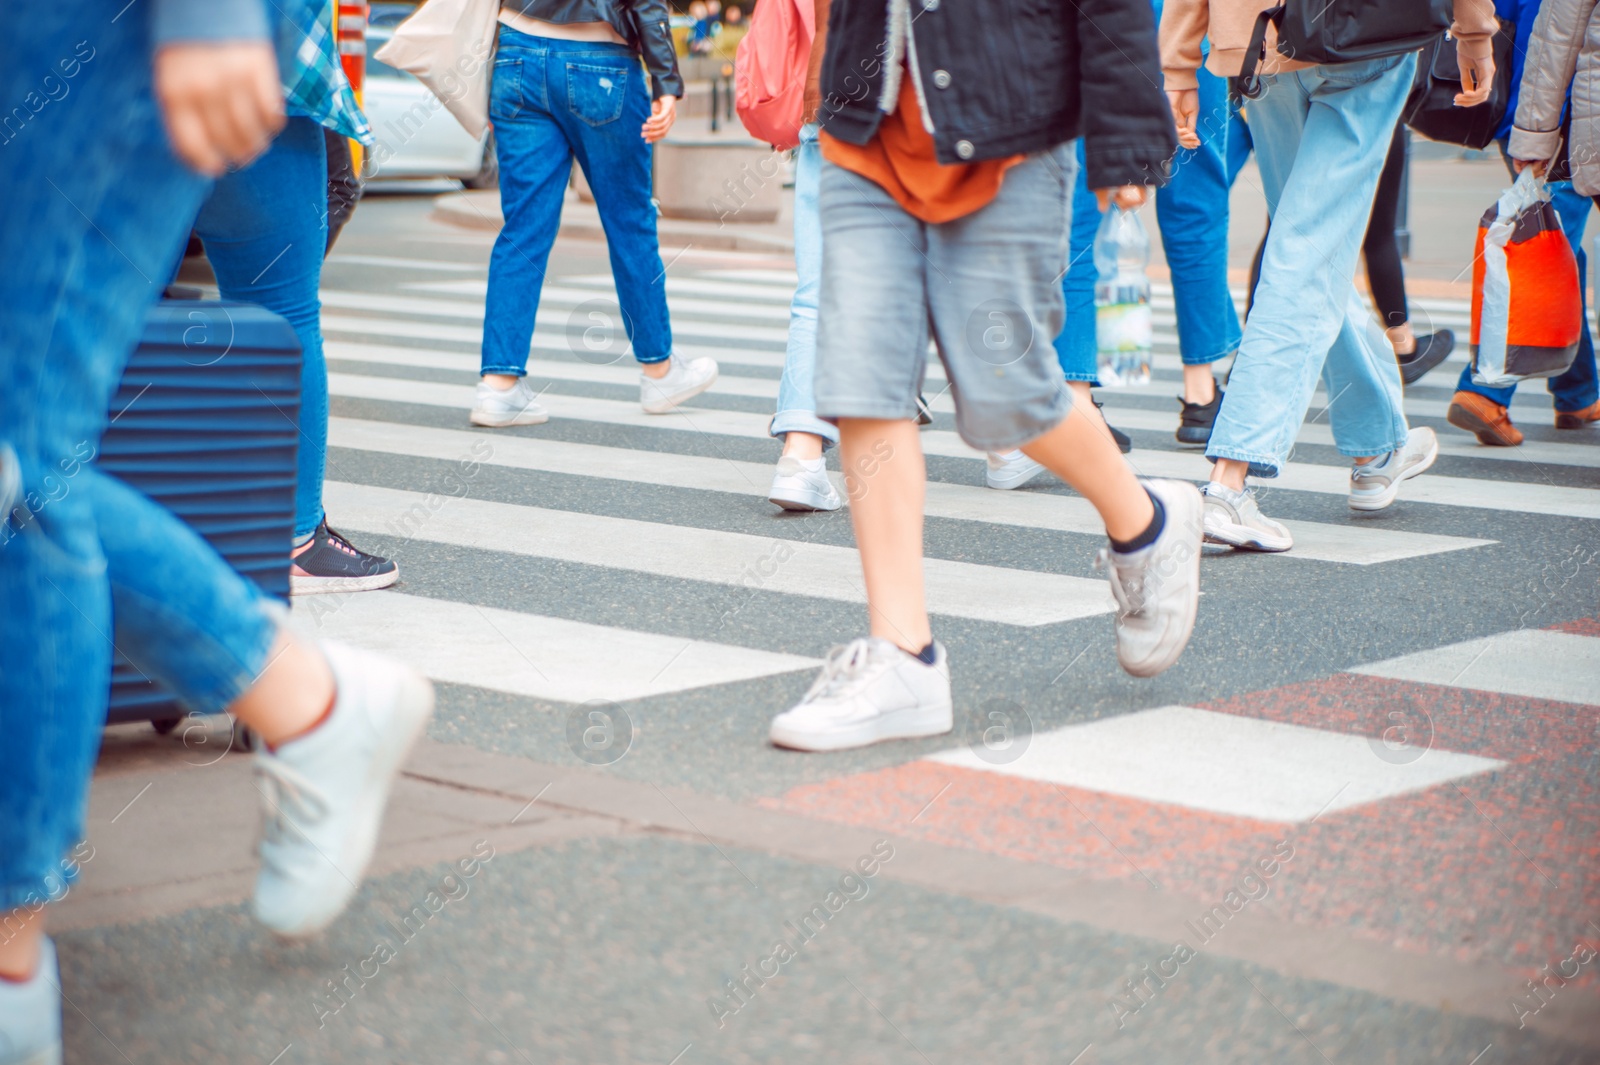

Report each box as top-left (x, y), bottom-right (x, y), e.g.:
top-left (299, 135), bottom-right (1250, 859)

top-left (641, 355), bottom-right (718, 414)
top-left (470, 378), bottom-right (549, 428)
top-left (0, 939), bottom-right (60, 1065)
top-left (1097, 479), bottom-right (1203, 678)
top-left (768, 456), bottom-right (842, 511)
top-left (1200, 482), bottom-right (1293, 552)
top-left (1349, 426), bottom-right (1438, 512)
top-left (985, 450), bottom-right (1047, 490)
top-left (769, 637), bottom-right (953, 752)
top-left (252, 641), bottom-right (435, 938)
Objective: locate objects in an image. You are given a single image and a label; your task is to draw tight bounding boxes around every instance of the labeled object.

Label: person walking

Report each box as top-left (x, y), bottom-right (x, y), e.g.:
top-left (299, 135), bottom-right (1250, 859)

top-left (766, 0), bottom-right (843, 512)
top-left (767, 0), bottom-right (1204, 753)
top-left (471, 0), bottom-right (719, 429)
top-left (193, 0), bottom-right (399, 594)
top-left (1, 6), bottom-right (437, 1063)
top-left (1163, 0), bottom-right (1496, 553)
top-left (1447, 0), bottom-right (1600, 445)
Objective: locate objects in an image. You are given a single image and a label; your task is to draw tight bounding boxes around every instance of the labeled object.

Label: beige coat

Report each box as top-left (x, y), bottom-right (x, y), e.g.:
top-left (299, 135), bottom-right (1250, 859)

top-left (1160, 0), bottom-right (1497, 92)
top-left (1508, 0), bottom-right (1600, 195)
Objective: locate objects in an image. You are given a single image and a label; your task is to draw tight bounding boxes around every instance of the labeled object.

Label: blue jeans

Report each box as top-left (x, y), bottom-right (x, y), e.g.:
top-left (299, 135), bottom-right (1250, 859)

top-left (1207, 55), bottom-right (1417, 477)
top-left (771, 123), bottom-right (837, 445)
top-left (1056, 64), bottom-right (1250, 380)
top-left (1454, 180), bottom-right (1600, 413)
top-left (482, 28), bottom-right (672, 375)
top-left (0, 6), bottom-right (278, 912)
top-left (195, 116), bottom-right (329, 541)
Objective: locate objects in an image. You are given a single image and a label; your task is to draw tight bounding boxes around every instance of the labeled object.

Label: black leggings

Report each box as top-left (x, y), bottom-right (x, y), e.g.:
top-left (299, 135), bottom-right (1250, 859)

top-left (1247, 122), bottom-right (1409, 327)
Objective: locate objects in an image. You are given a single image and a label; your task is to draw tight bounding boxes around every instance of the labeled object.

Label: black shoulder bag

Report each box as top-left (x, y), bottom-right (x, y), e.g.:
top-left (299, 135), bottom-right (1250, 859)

top-left (1235, 0), bottom-right (1456, 100)
top-left (1402, 20), bottom-right (1516, 150)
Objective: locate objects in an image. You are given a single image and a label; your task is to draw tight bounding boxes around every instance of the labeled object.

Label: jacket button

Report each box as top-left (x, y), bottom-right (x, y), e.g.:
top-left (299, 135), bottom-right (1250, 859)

top-left (932, 69), bottom-right (951, 89)
top-left (955, 139), bottom-right (974, 159)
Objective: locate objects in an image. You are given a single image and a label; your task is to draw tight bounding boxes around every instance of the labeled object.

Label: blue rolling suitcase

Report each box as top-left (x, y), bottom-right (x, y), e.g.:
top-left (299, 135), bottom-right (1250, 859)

top-left (99, 296), bottom-right (302, 729)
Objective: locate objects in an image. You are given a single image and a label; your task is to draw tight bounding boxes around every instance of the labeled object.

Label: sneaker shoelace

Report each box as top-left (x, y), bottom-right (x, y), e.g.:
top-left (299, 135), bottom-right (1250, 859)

top-left (254, 755), bottom-right (332, 869)
top-left (1095, 549), bottom-right (1149, 619)
top-left (323, 525), bottom-right (376, 562)
top-left (802, 638), bottom-right (888, 703)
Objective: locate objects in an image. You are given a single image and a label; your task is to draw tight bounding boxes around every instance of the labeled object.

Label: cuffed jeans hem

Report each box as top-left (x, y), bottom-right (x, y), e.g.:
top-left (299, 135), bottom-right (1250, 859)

top-left (770, 410), bottom-right (839, 446)
top-left (1062, 371), bottom-right (1099, 384)
top-left (965, 405), bottom-right (1073, 455)
top-left (634, 351), bottom-right (672, 365)
top-left (1205, 446), bottom-right (1279, 479)
top-left (817, 403), bottom-right (920, 423)
top-left (1340, 441), bottom-right (1403, 460)
top-left (480, 366), bottom-right (526, 378)
top-left (0, 872), bottom-right (73, 915)
top-left (1182, 348), bottom-right (1235, 367)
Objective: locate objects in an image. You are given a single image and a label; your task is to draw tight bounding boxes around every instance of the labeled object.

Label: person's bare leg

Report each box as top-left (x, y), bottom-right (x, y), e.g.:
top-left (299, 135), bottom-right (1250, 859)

top-left (1386, 321), bottom-right (1416, 356)
top-left (781, 430), bottom-right (826, 461)
top-left (481, 372), bottom-right (519, 391)
top-left (1182, 364), bottom-right (1217, 405)
top-left (228, 629), bottom-right (336, 750)
top-left (1210, 457), bottom-right (1249, 493)
top-left (0, 907), bottom-right (43, 981)
top-left (1021, 398), bottom-right (1154, 542)
top-left (839, 418), bottom-right (931, 654)
top-left (640, 359), bottom-right (670, 379)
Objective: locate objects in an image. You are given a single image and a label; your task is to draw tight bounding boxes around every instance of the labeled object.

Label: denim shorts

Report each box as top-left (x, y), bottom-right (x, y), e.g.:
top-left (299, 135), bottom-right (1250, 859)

top-left (813, 146), bottom-right (1077, 452)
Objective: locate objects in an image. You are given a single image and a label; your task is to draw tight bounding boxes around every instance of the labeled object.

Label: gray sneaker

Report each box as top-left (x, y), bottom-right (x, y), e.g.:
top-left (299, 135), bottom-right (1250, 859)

top-left (1201, 482), bottom-right (1293, 552)
top-left (1349, 426), bottom-right (1438, 512)
top-left (1097, 479), bottom-right (1203, 678)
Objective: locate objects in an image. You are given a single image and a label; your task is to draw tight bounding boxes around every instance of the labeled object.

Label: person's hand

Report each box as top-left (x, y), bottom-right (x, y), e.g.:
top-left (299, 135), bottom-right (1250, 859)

top-left (154, 42), bottom-right (284, 176)
top-left (1167, 88), bottom-right (1200, 149)
top-left (642, 94), bottom-right (677, 143)
top-left (1455, 47), bottom-right (1495, 108)
top-left (1095, 185), bottom-right (1148, 212)
top-left (1512, 157), bottom-right (1549, 178)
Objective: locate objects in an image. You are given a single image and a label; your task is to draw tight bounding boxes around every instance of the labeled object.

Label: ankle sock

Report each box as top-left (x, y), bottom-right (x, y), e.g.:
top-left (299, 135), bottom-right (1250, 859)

top-left (1110, 489), bottom-right (1165, 554)
top-left (911, 641), bottom-right (938, 665)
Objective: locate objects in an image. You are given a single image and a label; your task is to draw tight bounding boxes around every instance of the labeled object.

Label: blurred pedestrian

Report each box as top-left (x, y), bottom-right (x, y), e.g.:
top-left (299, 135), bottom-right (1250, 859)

top-left (768, 0), bottom-right (1203, 753)
top-left (193, 0), bottom-right (399, 595)
top-left (1447, 0), bottom-right (1600, 445)
top-left (0, 6), bottom-right (434, 1062)
top-left (472, 0), bottom-right (720, 429)
top-left (1164, 0), bottom-right (1495, 553)
top-left (767, 0), bottom-right (842, 513)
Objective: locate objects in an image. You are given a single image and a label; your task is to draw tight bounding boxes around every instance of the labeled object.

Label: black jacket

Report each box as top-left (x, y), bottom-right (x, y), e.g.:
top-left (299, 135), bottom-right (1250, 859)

top-left (502, 0), bottom-right (683, 99)
top-left (818, 0), bottom-right (1175, 188)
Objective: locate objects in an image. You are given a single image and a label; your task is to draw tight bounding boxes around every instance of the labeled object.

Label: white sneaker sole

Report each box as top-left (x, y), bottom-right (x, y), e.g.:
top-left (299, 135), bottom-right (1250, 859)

top-left (985, 464), bottom-right (1046, 491)
top-left (642, 367), bottom-right (719, 414)
top-left (1349, 435), bottom-right (1439, 512)
top-left (1202, 511), bottom-right (1293, 553)
top-left (258, 665), bottom-right (435, 940)
top-left (768, 485), bottom-right (842, 512)
top-left (769, 701), bottom-right (953, 752)
top-left (289, 568), bottom-right (400, 595)
top-left (469, 407), bottom-right (549, 428)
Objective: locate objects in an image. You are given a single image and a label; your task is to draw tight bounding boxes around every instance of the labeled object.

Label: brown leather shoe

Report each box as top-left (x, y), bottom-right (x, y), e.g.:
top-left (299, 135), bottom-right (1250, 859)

top-left (1447, 390), bottom-right (1523, 446)
top-left (1555, 399), bottom-right (1600, 429)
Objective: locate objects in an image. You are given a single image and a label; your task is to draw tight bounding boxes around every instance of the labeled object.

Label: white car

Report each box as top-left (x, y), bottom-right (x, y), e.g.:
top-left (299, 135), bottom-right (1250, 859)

top-left (363, 23), bottom-right (498, 187)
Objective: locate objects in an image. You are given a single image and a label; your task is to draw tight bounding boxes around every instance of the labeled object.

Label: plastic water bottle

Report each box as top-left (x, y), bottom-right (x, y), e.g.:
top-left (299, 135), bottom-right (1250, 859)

top-left (1094, 205), bottom-right (1153, 386)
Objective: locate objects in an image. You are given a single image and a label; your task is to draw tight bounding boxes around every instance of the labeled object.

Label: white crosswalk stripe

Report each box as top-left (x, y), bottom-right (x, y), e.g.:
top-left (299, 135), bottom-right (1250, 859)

top-left (311, 247), bottom-right (1599, 714)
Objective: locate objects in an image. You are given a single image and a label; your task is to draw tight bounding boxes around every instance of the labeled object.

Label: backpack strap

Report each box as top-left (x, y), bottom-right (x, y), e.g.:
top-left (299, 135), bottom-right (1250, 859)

top-left (1236, 4), bottom-right (1285, 100)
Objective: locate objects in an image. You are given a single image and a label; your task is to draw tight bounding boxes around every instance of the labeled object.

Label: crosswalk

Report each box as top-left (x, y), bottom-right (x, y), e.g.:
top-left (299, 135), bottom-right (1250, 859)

top-left (304, 242), bottom-right (1599, 838)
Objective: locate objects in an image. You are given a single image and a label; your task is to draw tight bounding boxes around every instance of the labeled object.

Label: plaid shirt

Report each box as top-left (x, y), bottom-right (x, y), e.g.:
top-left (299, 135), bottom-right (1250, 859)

top-left (281, 0), bottom-right (374, 145)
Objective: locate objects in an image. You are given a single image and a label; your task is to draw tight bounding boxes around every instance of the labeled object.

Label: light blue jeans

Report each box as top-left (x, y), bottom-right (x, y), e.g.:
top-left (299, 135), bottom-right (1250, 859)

top-left (1206, 55), bottom-right (1417, 478)
top-left (1, 4), bottom-right (277, 912)
top-left (1056, 62), bottom-right (1250, 380)
top-left (771, 123), bottom-right (838, 444)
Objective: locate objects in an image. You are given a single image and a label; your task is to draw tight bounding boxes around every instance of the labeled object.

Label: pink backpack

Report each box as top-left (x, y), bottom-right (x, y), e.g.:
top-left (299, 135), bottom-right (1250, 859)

top-left (734, 0), bottom-right (816, 151)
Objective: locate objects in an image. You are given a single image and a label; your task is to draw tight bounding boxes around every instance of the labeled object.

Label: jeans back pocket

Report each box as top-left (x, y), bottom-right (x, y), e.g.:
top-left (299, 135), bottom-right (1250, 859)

top-left (566, 60), bottom-right (632, 127)
top-left (490, 55), bottom-right (527, 122)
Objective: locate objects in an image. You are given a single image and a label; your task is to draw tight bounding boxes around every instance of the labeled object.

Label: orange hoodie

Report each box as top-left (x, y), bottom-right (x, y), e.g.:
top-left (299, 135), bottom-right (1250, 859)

top-left (1160, 0), bottom-right (1498, 92)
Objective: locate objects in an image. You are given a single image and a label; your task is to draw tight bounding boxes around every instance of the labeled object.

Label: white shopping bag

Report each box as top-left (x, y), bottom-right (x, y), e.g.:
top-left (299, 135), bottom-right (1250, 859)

top-left (374, 0), bottom-right (501, 138)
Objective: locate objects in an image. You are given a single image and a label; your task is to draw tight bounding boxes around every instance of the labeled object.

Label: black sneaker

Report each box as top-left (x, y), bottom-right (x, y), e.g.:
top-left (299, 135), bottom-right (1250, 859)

top-left (1397, 329), bottom-right (1455, 386)
top-left (290, 520), bottom-right (399, 595)
top-left (1091, 398), bottom-right (1133, 453)
top-left (1176, 383), bottom-right (1223, 447)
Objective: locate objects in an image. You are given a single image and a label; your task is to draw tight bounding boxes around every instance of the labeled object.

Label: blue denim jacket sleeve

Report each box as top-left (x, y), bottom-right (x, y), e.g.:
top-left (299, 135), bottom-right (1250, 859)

top-left (153, 0), bottom-right (271, 44)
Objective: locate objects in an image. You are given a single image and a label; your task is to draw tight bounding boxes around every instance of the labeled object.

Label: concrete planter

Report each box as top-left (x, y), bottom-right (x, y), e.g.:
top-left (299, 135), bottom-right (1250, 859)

top-left (652, 132), bottom-right (784, 223)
